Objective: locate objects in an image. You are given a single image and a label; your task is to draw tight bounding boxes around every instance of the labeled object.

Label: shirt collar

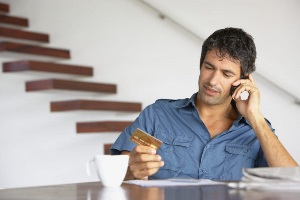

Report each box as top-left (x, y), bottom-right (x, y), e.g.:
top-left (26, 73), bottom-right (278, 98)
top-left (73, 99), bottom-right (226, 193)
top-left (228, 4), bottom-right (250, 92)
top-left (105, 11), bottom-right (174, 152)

top-left (174, 92), bottom-right (198, 109)
top-left (235, 114), bottom-right (248, 124)
top-left (175, 93), bottom-right (249, 126)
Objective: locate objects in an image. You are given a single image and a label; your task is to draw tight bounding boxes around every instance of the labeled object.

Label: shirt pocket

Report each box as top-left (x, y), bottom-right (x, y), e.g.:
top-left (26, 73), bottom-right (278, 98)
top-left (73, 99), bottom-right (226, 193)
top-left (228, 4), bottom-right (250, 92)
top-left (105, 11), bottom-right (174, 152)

top-left (223, 143), bottom-right (257, 180)
top-left (152, 131), bottom-right (192, 179)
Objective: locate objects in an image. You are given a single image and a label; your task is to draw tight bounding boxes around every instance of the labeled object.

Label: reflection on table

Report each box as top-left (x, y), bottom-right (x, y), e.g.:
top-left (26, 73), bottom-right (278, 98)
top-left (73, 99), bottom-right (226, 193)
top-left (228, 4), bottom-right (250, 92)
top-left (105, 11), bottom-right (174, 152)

top-left (0, 181), bottom-right (299, 200)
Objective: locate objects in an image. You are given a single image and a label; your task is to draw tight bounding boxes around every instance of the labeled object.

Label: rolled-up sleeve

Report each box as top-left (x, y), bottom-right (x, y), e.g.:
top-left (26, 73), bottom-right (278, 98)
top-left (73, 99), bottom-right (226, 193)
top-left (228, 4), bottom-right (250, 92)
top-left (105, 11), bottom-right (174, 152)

top-left (110, 104), bottom-right (155, 155)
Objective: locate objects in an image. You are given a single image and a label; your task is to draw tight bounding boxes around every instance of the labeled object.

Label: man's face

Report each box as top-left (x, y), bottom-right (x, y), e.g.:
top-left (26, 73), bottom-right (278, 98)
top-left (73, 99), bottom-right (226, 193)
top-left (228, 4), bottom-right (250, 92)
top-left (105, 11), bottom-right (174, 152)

top-left (198, 49), bottom-right (241, 106)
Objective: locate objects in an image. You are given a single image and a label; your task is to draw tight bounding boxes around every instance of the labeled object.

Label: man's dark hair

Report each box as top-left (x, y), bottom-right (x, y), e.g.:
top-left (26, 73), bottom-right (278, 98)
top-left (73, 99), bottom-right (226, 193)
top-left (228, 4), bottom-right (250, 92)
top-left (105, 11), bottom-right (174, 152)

top-left (200, 27), bottom-right (256, 77)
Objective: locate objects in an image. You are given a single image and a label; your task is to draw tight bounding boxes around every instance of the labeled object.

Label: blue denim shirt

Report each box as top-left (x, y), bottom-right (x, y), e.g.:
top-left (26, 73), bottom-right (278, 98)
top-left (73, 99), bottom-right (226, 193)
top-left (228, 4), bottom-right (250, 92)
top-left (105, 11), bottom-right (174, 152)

top-left (111, 93), bottom-right (272, 180)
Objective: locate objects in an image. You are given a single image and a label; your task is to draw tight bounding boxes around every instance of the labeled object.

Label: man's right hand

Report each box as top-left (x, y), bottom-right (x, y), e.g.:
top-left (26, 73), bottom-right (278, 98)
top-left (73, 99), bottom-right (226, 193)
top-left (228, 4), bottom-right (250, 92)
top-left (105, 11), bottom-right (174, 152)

top-left (122, 145), bottom-right (164, 180)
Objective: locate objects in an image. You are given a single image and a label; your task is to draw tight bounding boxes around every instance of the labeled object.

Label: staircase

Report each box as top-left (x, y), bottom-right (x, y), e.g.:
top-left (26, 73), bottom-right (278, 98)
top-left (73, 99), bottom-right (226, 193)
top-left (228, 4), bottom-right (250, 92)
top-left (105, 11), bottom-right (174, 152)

top-left (0, 2), bottom-right (140, 154)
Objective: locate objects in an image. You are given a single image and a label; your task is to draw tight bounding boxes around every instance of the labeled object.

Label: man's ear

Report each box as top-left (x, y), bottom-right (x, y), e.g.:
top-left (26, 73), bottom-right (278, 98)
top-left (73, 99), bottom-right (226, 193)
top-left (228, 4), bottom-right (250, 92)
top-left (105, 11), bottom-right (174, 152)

top-left (241, 73), bottom-right (249, 79)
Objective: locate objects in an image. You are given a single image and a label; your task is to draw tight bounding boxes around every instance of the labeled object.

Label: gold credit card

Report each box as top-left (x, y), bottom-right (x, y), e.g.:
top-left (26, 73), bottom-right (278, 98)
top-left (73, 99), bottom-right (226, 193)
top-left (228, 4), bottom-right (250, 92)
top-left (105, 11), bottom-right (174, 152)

top-left (130, 128), bottom-right (162, 150)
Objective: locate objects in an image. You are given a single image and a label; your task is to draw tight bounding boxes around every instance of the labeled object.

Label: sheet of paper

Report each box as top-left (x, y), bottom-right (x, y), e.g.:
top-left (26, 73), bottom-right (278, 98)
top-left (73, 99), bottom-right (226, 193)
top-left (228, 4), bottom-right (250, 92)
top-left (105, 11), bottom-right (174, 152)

top-left (123, 179), bottom-right (225, 187)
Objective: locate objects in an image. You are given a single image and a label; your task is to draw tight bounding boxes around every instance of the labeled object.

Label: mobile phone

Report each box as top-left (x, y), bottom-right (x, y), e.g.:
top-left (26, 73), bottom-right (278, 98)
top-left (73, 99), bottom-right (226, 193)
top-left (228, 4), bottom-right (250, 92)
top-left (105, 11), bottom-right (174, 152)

top-left (230, 75), bottom-right (249, 96)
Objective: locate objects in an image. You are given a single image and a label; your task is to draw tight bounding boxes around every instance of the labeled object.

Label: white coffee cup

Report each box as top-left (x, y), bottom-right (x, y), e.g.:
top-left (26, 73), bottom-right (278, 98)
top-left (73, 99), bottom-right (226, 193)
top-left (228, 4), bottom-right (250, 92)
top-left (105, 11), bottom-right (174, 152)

top-left (86, 155), bottom-right (129, 187)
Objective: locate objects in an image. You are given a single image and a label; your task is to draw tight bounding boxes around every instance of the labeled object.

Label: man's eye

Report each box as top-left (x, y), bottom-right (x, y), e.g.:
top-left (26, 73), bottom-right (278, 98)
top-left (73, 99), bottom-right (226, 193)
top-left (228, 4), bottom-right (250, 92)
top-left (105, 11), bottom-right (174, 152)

top-left (224, 73), bottom-right (233, 77)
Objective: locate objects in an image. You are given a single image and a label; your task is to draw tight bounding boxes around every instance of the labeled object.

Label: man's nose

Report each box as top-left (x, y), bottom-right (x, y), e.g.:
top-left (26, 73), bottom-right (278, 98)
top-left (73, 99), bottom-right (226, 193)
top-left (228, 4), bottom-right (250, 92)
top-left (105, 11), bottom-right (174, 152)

top-left (208, 72), bottom-right (221, 86)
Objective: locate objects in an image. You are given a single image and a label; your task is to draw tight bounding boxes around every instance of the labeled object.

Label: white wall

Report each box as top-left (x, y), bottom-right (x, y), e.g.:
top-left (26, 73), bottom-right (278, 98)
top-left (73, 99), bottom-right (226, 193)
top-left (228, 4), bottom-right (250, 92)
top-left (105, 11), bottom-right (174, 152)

top-left (0, 0), bottom-right (299, 188)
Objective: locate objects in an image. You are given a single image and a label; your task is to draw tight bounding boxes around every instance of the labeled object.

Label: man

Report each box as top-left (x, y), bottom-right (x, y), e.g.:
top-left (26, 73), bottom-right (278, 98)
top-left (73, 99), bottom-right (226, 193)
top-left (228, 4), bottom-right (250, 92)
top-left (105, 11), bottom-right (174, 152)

top-left (111, 27), bottom-right (298, 180)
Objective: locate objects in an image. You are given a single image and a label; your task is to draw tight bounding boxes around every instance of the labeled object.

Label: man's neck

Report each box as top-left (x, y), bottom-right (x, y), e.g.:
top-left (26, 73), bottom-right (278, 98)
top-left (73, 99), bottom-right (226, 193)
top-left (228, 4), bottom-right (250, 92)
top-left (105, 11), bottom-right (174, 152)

top-left (195, 97), bottom-right (238, 121)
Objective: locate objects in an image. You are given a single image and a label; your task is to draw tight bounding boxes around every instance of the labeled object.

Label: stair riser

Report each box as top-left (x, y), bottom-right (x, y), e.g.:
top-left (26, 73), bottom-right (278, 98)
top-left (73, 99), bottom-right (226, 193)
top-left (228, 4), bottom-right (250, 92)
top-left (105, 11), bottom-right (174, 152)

top-left (0, 27), bottom-right (49, 42)
top-left (0, 42), bottom-right (70, 58)
top-left (51, 100), bottom-right (142, 112)
top-left (0, 14), bottom-right (28, 27)
top-left (0, 3), bottom-right (9, 13)
top-left (26, 79), bottom-right (116, 93)
top-left (3, 61), bottom-right (93, 76)
top-left (77, 121), bottom-right (133, 133)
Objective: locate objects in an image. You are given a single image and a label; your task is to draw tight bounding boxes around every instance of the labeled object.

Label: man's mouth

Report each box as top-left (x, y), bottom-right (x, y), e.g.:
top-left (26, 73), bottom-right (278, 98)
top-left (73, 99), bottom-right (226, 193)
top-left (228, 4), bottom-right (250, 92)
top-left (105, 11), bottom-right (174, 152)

top-left (204, 85), bottom-right (219, 96)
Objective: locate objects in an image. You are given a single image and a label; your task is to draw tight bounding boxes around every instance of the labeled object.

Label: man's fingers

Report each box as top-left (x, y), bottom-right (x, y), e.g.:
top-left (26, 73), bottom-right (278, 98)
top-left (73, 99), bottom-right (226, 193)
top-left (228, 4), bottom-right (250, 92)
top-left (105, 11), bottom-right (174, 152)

top-left (128, 145), bottom-right (164, 179)
top-left (129, 161), bottom-right (164, 179)
top-left (130, 167), bottom-right (160, 179)
top-left (129, 160), bottom-right (164, 171)
top-left (233, 85), bottom-right (257, 100)
top-left (232, 76), bottom-right (259, 100)
top-left (131, 145), bottom-right (156, 155)
top-left (129, 153), bottom-right (162, 164)
top-left (248, 73), bottom-right (254, 83)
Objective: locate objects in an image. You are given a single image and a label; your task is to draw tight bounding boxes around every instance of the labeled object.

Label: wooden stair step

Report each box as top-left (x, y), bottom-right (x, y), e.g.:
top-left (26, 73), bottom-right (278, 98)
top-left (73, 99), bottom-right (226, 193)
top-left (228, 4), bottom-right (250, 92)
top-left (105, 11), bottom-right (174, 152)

top-left (77, 121), bottom-right (133, 133)
top-left (0, 27), bottom-right (49, 43)
top-left (3, 60), bottom-right (93, 76)
top-left (0, 14), bottom-right (28, 27)
top-left (0, 3), bottom-right (9, 13)
top-left (51, 100), bottom-right (142, 112)
top-left (0, 41), bottom-right (70, 58)
top-left (104, 144), bottom-right (113, 155)
top-left (26, 79), bottom-right (116, 93)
